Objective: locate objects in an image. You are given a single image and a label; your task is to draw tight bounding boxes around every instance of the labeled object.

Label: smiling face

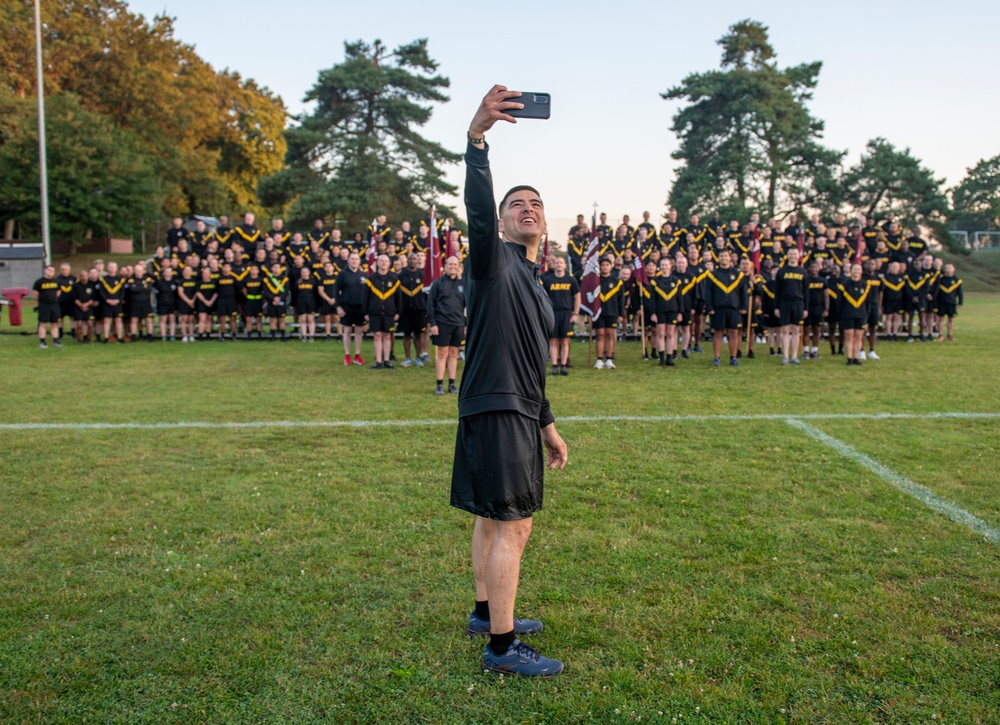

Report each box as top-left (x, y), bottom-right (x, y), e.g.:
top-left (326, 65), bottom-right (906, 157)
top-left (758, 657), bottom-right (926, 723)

top-left (499, 188), bottom-right (546, 244)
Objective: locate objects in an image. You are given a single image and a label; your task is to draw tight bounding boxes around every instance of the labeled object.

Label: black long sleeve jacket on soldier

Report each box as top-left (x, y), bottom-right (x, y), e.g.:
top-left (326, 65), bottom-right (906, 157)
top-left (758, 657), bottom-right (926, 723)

top-left (427, 274), bottom-right (466, 327)
top-left (363, 271), bottom-right (402, 316)
top-left (459, 142), bottom-right (556, 428)
top-left (705, 267), bottom-right (747, 311)
top-left (399, 268), bottom-right (427, 312)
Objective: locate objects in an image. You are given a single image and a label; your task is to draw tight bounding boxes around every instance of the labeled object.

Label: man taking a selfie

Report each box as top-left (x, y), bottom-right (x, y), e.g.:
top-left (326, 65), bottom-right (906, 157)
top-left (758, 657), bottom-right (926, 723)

top-left (452, 85), bottom-right (568, 678)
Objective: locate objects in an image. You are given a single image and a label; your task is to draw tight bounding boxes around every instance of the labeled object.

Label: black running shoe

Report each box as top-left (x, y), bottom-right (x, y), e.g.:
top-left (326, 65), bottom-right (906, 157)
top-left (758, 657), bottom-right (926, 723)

top-left (481, 639), bottom-right (563, 678)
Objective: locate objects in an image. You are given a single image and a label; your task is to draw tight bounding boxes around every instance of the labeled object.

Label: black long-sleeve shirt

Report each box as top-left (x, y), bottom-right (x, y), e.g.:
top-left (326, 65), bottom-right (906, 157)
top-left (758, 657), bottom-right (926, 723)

top-left (459, 142), bottom-right (555, 428)
top-left (332, 267), bottom-right (365, 307)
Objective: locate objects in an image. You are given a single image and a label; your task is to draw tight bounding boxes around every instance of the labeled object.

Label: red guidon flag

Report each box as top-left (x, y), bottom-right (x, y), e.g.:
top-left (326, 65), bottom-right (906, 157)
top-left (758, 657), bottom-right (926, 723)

top-left (751, 225), bottom-right (761, 273)
top-left (579, 213), bottom-right (602, 319)
top-left (423, 207), bottom-right (442, 290)
top-left (854, 223), bottom-right (864, 265)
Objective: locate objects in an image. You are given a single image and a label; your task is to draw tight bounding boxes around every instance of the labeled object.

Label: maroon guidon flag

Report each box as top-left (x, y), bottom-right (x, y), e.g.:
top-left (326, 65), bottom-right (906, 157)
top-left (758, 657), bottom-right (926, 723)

top-left (751, 225), bottom-right (761, 273)
top-left (579, 212), bottom-right (603, 319)
top-left (366, 217), bottom-right (379, 272)
top-left (423, 207), bottom-right (443, 290)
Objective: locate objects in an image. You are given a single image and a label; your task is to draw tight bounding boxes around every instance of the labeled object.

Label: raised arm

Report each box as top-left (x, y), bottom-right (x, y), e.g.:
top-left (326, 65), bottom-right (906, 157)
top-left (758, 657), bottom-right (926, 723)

top-left (465, 86), bottom-right (524, 281)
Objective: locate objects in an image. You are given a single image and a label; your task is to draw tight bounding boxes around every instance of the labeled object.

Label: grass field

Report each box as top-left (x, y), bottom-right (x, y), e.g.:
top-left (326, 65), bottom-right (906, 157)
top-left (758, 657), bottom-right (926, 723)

top-left (1, 297), bottom-right (999, 723)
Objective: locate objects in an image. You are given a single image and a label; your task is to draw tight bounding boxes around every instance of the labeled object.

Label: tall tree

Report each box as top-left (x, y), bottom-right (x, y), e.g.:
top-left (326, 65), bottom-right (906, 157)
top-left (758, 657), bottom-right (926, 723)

top-left (950, 154), bottom-right (1000, 232)
top-left (662, 19), bottom-right (843, 221)
top-left (0, 1), bottom-right (286, 222)
top-left (841, 138), bottom-right (948, 223)
top-left (263, 38), bottom-right (460, 230)
top-left (0, 92), bottom-right (161, 249)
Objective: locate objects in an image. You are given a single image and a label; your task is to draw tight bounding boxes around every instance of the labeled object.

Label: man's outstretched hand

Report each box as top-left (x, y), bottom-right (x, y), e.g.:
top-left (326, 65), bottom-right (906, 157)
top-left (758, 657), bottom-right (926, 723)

top-left (469, 86), bottom-right (524, 138)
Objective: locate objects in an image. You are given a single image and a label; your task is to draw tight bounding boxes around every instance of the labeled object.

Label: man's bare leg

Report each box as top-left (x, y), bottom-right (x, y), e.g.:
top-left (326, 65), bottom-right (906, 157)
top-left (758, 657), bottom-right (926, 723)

top-left (472, 516), bottom-right (493, 602)
top-left (483, 517), bottom-right (532, 635)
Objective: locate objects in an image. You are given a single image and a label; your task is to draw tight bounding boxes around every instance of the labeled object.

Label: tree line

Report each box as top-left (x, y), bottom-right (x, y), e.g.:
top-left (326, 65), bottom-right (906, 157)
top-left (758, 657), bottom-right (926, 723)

top-left (664, 20), bottom-right (998, 250)
top-left (0, 5), bottom-right (995, 251)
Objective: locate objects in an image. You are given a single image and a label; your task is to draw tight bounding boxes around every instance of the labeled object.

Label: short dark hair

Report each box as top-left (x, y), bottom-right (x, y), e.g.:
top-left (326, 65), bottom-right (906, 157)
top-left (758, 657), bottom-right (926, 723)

top-left (500, 185), bottom-right (542, 213)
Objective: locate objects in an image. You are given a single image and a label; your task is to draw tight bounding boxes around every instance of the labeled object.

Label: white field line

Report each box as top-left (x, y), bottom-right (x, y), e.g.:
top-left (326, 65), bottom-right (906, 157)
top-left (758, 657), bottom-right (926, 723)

top-left (0, 411), bottom-right (997, 432)
top-left (786, 418), bottom-right (1000, 545)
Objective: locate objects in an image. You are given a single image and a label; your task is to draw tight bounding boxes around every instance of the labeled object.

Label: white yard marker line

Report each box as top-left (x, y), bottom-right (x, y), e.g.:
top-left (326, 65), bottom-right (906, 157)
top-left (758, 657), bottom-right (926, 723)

top-left (786, 417), bottom-right (1000, 545)
top-left (0, 411), bottom-right (998, 432)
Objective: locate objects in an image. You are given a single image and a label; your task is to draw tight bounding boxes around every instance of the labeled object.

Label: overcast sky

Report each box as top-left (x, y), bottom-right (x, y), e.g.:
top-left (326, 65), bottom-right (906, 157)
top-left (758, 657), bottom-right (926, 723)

top-left (130, 0), bottom-right (999, 236)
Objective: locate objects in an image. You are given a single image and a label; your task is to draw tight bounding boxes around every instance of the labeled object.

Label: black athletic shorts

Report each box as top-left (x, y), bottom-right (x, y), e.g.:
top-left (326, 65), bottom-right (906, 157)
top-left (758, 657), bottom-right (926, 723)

top-left (265, 301), bottom-right (285, 319)
top-left (807, 307), bottom-right (825, 325)
top-left (368, 313), bottom-right (395, 333)
top-left (549, 310), bottom-right (575, 339)
top-left (654, 311), bottom-right (681, 326)
top-left (866, 305), bottom-right (880, 327)
top-left (938, 302), bottom-right (957, 317)
top-left (911, 295), bottom-right (929, 312)
top-left (244, 299), bottom-right (264, 317)
top-left (37, 303), bottom-right (60, 324)
top-left (130, 300), bottom-right (153, 319)
top-left (778, 300), bottom-right (804, 325)
top-left (398, 309), bottom-right (427, 335)
top-left (433, 323), bottom-right (463, 348)
top-left (451, 410), bottom-right (544, 520)
top-left (710, 308), bottom-right (741, 331)
top-left (196, 300), bottom-right (215, 315)
top-left (156, 302), bottom-right (177, 316)
top-left (883, 296), bottom-right (904, 315)
top-left (217, 298), bottom-right (238, 317)
top-left (295, 299), bottom-right (317, 316)
top-left (678, 309), bottom-right (692, 326)
top-left (72, 305), bottom-right (93, 322)
top-left (593, 314), bottom-right (618, 330)
top-left (840, 314), bottom-right (865, 330)
top-left (177, 300), bottom-right (195, 316)
top-left (59, 299), bottom-right (75, 319)
top-left (102, 302), bottom-right (125, 318)
top-left (319, 299), bottom-right (337, 316)
top-left (342, 304), bottom-right (366, 328)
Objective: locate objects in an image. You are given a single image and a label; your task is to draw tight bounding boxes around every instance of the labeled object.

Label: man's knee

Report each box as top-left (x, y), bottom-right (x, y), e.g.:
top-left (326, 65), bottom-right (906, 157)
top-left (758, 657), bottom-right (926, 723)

top-left (494, 517), bottom-right (532, 547)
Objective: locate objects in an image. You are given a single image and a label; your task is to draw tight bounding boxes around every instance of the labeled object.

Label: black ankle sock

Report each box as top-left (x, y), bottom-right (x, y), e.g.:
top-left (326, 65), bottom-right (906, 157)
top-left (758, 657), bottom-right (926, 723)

top-left (437, 379), bottom-right (443, 386)
top-left (448, 378), bottom-right (455, 387)
top-left (475, 600), bottom-right (490, 620)
top-left (489, 630), bottom-right (516, 656)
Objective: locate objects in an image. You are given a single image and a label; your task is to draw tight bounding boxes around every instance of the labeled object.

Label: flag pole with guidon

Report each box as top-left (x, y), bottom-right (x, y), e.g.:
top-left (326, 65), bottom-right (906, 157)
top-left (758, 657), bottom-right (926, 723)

top-left (580, 209), bottom-right (603, 368)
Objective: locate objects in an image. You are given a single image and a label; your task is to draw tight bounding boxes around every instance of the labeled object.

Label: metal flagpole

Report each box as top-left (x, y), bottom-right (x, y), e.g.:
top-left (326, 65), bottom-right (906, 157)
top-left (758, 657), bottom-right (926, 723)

top-left (639, 292), bottom-right (645, 359)
top-left (34, 0), bottom-right (51, 266)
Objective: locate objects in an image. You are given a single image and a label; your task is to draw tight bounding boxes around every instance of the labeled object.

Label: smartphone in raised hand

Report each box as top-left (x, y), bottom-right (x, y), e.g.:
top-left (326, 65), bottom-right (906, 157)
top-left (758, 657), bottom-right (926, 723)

top-left (507, 93), bottom-right (551, 120)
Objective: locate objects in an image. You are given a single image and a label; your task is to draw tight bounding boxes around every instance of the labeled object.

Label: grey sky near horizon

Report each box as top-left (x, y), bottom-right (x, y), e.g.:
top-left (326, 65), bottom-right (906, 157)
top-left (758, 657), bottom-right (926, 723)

top-left (129, 0), bottom-right (999, 238)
